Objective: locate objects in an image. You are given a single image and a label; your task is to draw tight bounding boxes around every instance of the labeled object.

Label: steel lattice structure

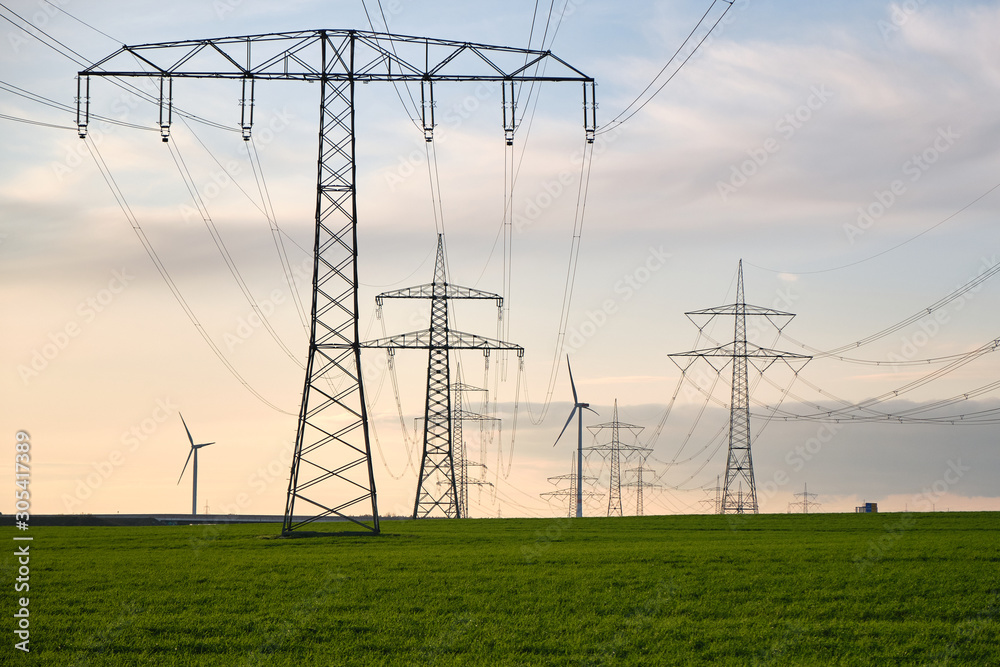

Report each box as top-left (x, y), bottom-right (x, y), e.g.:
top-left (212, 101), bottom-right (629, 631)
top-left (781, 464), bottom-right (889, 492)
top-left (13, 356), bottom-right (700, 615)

top-left (449, 383), bottom-right (497, 518)
top-left (586, 400), bottom-right (649, 517)
top-left (788, 482), bottom-right (820, 514)
top-left (540, 453), bottom-right (602, 518)
top-left (669, 261), bottom-right (810, 514)
top-left (362, 235), bottom-right (522, 518)
top-left (623, 462), bottom-right (657, 517)
top-left (77, 30), bottom-right (594, 534)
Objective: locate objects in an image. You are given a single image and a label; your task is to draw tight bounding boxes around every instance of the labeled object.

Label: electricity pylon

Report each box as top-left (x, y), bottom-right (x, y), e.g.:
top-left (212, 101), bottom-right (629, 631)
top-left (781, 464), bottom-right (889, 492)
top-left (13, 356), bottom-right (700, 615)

top-left (698, 475), bottom-right (726, 514)
top-left (424, 382), bottom-right (498, 517)
top-left (540, 453), bottom-right (602, 518)
top-left (450, 383), bottom-right (498, 518)
top-left (362, 235), bottom-right (522, 519)
top-left (788, 482), bottom-right (820, 514)
top-left (78, 31), bottom-right (595, 535)
top-left (623, 461), bottom-right (658, 516)
top-left (669, 261), bottom-right (810, 514)
top-left (586, 400), bottom-right (650, 517)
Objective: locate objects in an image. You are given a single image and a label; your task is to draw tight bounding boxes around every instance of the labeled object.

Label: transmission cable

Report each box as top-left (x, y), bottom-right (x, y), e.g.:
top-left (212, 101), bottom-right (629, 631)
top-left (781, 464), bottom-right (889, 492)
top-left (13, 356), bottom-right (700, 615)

top-left (596, 0), bottom-right (734, 135)
top-left (0, 4), bottom-right (236, 133)
top-left (84, 137), bottom-right (291, 414)
top-left (165, 137), bottom-right (305, 369)
top-left (747, 179), bottom-right (1000, 275)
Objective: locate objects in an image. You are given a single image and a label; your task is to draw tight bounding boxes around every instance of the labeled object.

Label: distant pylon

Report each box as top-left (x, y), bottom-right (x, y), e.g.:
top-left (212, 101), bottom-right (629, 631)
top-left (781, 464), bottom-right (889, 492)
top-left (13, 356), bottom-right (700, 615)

top-left (450, 383), bottom-right (498, 518)
top-left (698, 474), bottom-right (722, 514)
top-left (669, 261), bottom-right (810, 514)
top-left (788, 482), bottom-right (821, 514)
top-left (540, 453), bottom-right (602, 517)
top-left (362, 235), bottom-right (522, 519)
top-left (623, 461), bottom-right (658, 516)
top-left (586, 400), bottom-right (650, 517)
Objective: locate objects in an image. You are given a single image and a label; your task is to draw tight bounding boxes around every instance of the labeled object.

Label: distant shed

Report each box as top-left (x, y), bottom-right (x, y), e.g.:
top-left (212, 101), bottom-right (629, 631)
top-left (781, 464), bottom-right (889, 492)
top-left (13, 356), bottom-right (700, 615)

top-left (855, 502), bottom-right (878, 513)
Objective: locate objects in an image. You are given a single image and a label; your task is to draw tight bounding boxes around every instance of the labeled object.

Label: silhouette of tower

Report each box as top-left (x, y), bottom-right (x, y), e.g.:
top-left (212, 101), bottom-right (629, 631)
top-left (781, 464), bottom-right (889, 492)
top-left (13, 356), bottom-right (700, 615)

top-left (363, 235), bottom-right (522, 518)
top-left (669, 261), bottom-right (810, 514)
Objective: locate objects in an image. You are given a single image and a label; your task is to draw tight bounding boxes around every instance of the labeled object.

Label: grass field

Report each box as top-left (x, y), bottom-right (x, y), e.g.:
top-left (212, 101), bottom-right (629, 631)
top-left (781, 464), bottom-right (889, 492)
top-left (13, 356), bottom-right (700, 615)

top-left (4, 512), bottom-right (999, 665)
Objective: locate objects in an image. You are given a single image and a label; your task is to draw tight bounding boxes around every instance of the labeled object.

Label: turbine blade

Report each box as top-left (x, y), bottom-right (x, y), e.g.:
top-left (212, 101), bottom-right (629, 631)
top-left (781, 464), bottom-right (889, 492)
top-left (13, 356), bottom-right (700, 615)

top-left (553, 407), bottom-right (578, 446)
top-left (180, 413), bottom-right (194, 447)
top-left (177, 447), bottom-right (194, 485)
top-left (582, 406), bottom-right (599, 416)
top-left (196, 442), bottom-right (215, 449)
top-left (567, 356), bottom-right (578, 404)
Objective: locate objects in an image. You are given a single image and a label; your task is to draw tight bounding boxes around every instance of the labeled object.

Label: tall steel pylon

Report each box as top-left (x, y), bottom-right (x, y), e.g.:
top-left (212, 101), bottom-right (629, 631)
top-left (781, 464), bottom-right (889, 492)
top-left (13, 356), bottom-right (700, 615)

top-left (77, 31), bottom-right (594, 534)
top-left (669, 261), bottom-right (810, 514)
top-left (363, 235), bottom-right (522, 518)
top-left (586, 400), bottom-right (650, 517)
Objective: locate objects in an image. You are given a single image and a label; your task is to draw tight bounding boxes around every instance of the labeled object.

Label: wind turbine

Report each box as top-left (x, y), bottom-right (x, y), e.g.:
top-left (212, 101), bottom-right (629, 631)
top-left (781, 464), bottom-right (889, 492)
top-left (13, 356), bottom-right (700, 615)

top-left (177, 414), bottom-right (214, 515)
top-left (553, 356), bottom-right (598, 518)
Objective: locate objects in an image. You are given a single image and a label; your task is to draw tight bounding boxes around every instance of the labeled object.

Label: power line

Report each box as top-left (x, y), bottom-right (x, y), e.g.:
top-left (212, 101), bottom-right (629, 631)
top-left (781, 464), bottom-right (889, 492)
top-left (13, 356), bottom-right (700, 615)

top-left (83, 137), bottom-right (292, 414)
top-left (596, 0), bottom-right (734, 135)
top-left (747, 179), bottom-right (1000, 276)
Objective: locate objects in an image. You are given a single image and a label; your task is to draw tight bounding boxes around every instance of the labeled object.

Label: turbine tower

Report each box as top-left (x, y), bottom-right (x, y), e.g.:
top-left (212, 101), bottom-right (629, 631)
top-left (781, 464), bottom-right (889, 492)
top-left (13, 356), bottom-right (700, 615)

top-left (78, 31), bottom-right (595, 535)
top-left (553, 357), bottom-right (597, 518)
top-left (177, 414), bottom-right (214, 515)
top-left (669, 261), bottom-right (810, 514)
top-left (362, 235), bottom-right (522, 519)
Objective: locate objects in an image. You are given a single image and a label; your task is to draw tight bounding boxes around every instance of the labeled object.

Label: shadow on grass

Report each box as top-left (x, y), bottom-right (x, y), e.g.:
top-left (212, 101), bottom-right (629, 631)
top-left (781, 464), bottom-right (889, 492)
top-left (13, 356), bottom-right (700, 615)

top-left (260, 529), bottom-right (390, 540)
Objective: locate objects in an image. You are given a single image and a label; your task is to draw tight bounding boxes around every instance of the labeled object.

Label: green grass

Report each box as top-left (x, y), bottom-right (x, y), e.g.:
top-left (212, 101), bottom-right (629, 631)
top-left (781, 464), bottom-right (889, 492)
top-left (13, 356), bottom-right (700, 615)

top-left (4, 512), bottom-right (999, 665)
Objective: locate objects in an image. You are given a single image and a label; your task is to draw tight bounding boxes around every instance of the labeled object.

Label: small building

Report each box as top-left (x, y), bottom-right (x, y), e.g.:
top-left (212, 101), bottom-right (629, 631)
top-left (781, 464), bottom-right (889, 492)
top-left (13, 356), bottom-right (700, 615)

top-left (855, 502), bottom-right (878, 513)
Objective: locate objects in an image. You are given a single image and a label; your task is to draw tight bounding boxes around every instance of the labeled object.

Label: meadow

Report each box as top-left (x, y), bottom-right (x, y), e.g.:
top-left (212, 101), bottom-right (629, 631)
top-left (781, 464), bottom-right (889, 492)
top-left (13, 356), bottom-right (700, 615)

top-left (4, 512), bottom-right (999, 665)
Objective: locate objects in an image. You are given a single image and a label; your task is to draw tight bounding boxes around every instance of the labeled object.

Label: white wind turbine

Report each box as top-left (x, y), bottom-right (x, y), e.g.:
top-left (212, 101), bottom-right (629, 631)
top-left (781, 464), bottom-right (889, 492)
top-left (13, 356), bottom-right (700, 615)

top-left (177, 414), bottom-right (214, 515)
top-left (553, 356), bottom-right (598, 518)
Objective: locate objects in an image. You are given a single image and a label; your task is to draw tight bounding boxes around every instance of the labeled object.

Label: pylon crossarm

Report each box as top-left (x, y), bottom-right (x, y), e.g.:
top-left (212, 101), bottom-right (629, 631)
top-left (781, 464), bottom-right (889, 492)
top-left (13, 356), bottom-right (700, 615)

top-left (685, 304), bottom-right (796, 318)
top-left (669, 342), bottom-right (811, 360)
top-left (361, 329), bottom-right (524, 355)
top-left (79, 30), bottom-right (595, 83)
top-left (376, 283), bottom-right (503, 305)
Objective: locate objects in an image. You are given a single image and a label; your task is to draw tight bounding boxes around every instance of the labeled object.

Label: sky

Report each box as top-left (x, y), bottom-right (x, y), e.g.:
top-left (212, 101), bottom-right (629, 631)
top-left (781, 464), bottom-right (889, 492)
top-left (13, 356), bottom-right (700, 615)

top-left (3, 0), bottom-right (1000, 520)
